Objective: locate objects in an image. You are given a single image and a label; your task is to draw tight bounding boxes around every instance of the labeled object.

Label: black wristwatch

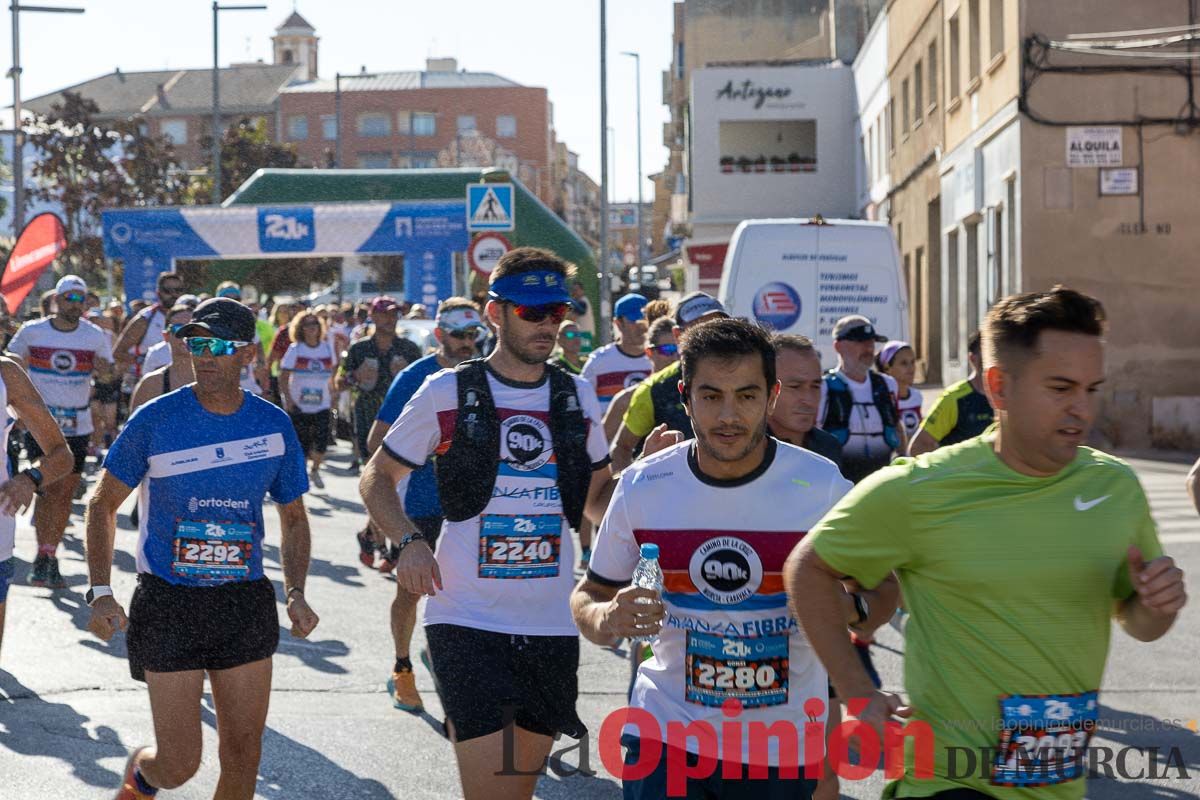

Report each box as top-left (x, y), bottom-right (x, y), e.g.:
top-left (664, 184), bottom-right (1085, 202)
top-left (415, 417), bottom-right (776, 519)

top-left (851, 593), bottom-right (870, 626)
top-left (19, 467), bottom-right (44, 495)
top-left (394, 531), bottom-right (426, 556)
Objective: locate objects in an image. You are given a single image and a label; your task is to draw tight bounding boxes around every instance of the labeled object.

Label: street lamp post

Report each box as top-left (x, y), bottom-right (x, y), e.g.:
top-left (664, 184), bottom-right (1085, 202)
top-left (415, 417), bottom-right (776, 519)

top-left (8, 3), bottom-right (84, 236)
top-left (334, 70), bottom-right (377, 169)
top-left (621, 51), bottom-right (645, 267)
top-left (598, 0), bottom-right (611, 344)
top-left (212, 2), bottom-right (266, 205)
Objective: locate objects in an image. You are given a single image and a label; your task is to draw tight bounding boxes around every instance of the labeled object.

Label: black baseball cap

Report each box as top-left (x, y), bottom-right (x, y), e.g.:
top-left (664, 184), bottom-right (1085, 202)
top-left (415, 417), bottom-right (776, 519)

top-left (832, 314), bottom-right (888, 342)
top-left (674, 291), bottom-right (728, 327)
top-left (175, 298), bottom-right (256, 342)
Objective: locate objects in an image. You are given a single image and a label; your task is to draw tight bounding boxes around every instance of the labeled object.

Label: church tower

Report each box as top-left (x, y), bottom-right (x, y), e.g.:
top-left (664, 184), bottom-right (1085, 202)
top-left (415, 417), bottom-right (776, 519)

top-left (272, 10), bottom-right (318, 81)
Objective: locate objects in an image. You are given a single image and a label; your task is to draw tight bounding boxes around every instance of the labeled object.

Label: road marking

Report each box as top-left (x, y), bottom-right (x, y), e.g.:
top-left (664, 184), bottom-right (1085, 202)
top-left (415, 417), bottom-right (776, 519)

top-left (1160, 533), bottom-right (1200, 545)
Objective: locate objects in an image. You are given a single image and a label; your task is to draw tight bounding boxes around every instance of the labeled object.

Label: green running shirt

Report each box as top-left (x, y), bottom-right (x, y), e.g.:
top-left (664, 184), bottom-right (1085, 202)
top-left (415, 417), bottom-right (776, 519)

top-left (808, 434), bottom-right (1162, 800)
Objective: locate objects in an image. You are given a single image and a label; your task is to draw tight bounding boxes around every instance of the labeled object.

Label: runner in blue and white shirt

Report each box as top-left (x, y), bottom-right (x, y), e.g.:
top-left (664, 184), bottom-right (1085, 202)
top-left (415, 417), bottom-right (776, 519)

top-left (85, 298), bottom-right (320, 800)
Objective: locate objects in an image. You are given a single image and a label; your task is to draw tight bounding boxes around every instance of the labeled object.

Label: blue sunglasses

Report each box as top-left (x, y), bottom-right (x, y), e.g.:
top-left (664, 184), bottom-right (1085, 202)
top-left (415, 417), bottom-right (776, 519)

top-left (184, 337), bottom-right (250, 357)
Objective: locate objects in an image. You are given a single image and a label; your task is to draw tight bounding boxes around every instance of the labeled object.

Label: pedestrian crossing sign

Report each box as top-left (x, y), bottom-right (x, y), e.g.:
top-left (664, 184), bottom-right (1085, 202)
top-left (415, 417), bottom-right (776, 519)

top-left (466, 183), bottom-right (515, 231)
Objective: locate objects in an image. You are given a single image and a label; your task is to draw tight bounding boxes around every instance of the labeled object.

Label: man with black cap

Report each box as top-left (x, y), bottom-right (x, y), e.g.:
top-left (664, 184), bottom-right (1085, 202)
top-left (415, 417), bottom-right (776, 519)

top-left (84, 297), bottom-right (319, 800)
top-left (609, 291), bottom-right (728, 472)
top-left (818, 314), bottom-right (906, 485)
top-left (360, 247), bottom-right (613, 800)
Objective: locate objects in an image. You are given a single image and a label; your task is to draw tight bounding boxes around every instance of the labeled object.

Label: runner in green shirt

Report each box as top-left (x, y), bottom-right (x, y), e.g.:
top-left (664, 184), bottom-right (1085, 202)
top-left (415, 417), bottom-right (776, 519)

top-left (785, 286), bottom-right (1186, 800)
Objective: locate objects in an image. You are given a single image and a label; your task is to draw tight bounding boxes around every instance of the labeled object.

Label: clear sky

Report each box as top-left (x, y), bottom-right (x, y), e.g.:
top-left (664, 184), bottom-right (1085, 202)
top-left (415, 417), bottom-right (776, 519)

top-left (2, 0), bottom-right (673, 204)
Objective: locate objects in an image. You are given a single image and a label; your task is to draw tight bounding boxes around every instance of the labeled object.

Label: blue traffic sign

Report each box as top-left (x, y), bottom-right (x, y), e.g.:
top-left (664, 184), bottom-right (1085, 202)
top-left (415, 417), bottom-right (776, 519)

top-left (466, 183), bottom-right (515, 231)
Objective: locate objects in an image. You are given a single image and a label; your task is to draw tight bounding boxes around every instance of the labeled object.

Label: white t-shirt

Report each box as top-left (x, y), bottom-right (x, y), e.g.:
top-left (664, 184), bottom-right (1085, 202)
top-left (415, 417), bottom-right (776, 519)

top-left (589, 439), bottom-right (851, 767)
top-left (142, 341), bottom-right (171, 374)
top-left (817, 369), bottom-right (900, 465)
top-left (897, 387), bottom-right (924, 439)
top-left (280, 341), bottom-right (336, 412)
top-left (579, 342), bottom-right (652, 409)
top-left (381, 365), bottom-right (609, 636)
top-left (8, 318), bottom-right (113, 437)
top-left (129, 305), bottom-right (167, 376)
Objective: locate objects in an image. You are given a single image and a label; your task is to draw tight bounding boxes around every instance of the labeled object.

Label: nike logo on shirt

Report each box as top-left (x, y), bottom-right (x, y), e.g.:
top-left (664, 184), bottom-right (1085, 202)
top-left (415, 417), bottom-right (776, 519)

top-left (1074, 494), bottom-right (1111, 512)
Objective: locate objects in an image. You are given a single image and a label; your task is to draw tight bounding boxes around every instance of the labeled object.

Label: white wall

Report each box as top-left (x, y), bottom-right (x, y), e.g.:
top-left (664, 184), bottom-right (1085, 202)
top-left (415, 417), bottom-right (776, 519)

top-left (690, 63), bottom-right (856, 227)
top-left (852, 11), bottom-right (890, 216)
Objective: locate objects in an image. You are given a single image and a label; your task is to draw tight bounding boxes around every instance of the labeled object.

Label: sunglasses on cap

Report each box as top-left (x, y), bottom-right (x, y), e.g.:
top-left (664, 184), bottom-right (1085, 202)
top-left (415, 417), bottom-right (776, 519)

top-left (508, 302), bottom-right (570, 325)
top-left (184, 337), bottom-right (251, 357)
top-left (60, 291), bottom-right (86, 304)
top-left (651, 343), bottom-right (679, 357)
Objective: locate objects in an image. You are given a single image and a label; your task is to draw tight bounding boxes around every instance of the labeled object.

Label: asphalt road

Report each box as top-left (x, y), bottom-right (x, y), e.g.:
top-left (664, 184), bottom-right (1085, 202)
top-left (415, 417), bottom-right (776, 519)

top-left (0, 446), bottom-right (1197, 798)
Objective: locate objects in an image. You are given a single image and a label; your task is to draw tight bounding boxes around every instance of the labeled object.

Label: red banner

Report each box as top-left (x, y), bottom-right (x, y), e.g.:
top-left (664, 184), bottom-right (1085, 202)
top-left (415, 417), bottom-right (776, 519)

top-left (1, 212), bottom-right (67, 313)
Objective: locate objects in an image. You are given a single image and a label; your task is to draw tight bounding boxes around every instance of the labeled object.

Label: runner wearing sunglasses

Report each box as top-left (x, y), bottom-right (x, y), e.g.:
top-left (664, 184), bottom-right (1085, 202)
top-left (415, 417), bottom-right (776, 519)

top-left (553, 319), bottom-right (588, 375)
top-left (86, 297), bottom-right (318, 800)
top-left (112, 271), bottom-right (185, 381)
top-left (364, 297), bottom-right (485, 712)
top-left (6, 275), bottom-right (115, 588)
top-left (360, 248), bottom-right (614, 800)
top-left (602, 316), bottom-right (678, 443)
top-left (580, 292), bottom-right (651, 412)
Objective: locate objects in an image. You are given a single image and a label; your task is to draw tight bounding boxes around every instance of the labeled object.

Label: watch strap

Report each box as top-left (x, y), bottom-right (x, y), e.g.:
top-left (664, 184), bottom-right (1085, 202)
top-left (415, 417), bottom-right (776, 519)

top-left (85, 585), bottom-right (114, 607)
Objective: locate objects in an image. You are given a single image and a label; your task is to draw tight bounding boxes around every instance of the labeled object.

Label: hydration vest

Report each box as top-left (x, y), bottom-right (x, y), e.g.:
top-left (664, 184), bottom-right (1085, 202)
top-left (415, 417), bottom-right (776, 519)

top-left (435, 359), bottom-right (592, 530)
top-left (821, 370), bottom-right (901, 451)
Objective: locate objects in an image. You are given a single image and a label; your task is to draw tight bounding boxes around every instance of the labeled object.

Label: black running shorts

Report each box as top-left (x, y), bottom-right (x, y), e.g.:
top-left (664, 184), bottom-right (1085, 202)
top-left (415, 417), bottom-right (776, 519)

top-left (26, 432), bottom-right (89, 475)
top-left (424, 623), bottom-right (585, 742)
top-left (126, 573), bottom-right (279, 681)
top-left (290, 409), bottom-right (331, 455)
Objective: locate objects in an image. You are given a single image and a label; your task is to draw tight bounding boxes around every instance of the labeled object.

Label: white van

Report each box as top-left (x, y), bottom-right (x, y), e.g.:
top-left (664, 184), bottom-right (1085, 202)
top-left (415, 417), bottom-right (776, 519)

top-left (718, 217), bottom-right (908, 358)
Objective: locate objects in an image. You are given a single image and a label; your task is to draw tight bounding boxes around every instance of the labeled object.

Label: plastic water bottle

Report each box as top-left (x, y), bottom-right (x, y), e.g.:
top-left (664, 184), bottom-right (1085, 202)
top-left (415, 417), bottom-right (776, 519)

top-left (629, 543), bottom-right (663, 644)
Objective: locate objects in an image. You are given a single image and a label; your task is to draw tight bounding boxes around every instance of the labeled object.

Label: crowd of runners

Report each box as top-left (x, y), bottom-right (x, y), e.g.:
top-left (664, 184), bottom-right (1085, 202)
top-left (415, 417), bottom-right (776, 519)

top-left (0, 248), bottom-right (1188, 800)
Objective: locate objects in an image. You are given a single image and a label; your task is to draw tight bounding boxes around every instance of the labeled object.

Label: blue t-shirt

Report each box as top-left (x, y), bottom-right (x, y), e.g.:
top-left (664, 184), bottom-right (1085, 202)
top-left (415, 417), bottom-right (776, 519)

top-left (376, 353), bottom-right (445, 519)
top-left (104, 386), bottom-right (309, 586)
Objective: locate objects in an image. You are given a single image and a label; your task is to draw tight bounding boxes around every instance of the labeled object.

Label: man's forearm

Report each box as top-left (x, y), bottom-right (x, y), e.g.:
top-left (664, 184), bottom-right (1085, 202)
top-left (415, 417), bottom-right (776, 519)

top-left (787, 554), bottom-right (879, 699)
top-left (280, 508), bottom-right (311, 595)
top-left (610, 440), bottom-right (635, 473)
top-left (585, 475), bottom-right (617, 527)
top-left (359, 462), bottom-right (416, 540)
top-left (1116, 595), bottom-right (1177, 642)
top-left (84, 499), bottom-right (118, 586)
top-left (570, 584), bottom-right (617, 646)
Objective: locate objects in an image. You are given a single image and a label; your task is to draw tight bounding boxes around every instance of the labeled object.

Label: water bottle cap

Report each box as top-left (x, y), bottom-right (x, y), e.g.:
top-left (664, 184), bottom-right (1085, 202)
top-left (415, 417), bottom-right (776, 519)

top-left (639, 544), bottom-right (659, 560)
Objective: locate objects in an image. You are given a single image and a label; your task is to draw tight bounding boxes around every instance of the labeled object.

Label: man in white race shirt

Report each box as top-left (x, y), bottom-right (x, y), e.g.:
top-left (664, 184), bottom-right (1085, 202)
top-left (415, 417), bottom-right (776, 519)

top-left (7, 275), bottom-right (115, 588)
top-left (572, 319), bottom-right (858, 798)
top-left (581, 293), bottom-right (651, 412)
top-left (360, 248), bottom-right (616, 800)
top-left (113, 271), bottom-right (185, 379)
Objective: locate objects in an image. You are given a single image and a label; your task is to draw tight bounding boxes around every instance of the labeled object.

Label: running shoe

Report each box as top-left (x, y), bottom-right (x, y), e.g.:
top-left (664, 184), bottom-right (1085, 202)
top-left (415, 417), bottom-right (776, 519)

top-left (114, 746), bottom-right (155, 799)
top-left (46, 556), bottom-right (66, 589)
top-left (386, 667), bottom-right (424, 712)
top-left (379, 544), bottom-right (400, 574)
top-left (309, 468), bottom-right (325, 490)
top-left (28, 553), bottom-right (50, 587)
top-left (356, 529), bottom-right (376, 568)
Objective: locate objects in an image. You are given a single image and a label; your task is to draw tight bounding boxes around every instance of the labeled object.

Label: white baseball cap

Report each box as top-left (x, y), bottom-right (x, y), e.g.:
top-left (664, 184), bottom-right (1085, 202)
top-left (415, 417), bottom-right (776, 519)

top-left (55, 275), bottom-right (87, 296)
